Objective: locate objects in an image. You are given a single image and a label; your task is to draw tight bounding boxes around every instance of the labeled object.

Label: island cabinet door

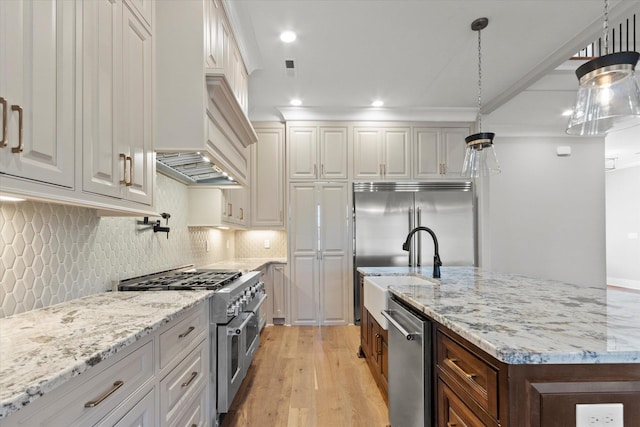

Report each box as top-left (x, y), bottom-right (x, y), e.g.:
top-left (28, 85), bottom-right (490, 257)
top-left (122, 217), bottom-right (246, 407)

top-left (508, 364), bottom-right (640, 426)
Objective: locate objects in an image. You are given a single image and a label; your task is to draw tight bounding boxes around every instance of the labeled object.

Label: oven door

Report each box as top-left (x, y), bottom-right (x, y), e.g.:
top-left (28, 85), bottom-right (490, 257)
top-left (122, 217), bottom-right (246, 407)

top-left (217, 311), bottom-right (253, 413)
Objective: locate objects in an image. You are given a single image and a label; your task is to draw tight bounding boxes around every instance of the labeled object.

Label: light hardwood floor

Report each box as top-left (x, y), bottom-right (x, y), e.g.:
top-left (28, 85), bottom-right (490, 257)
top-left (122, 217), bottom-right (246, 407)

top-left (221, 325), bottom-right (390, 427)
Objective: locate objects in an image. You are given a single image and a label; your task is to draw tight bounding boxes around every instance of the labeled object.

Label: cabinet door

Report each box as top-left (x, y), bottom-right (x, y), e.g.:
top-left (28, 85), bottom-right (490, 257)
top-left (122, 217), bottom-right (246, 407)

top-left (205, 0), bottom-right (221, 69)
top-left (288, 126), bottom-right (318, 180)
top-left (121, 4), bottom-right (153, 205)
top-left (438, 378), bottom-right (488, 427)
top-left (96, 389), bottom-right (156, 427)
top-left (289, 183), bottom-right (319, 325)
top-left (0, 0), bottom-right (75, 188)
top-left (251, 126), bottom-right (284, 228)
top-left (318, 183), bottom-right (350, 325)
top-left (382, 128), bottom-right (411, 179)
top-left (353, 128), bottom-right (382, 180)
top-left (82, 0), bottom-right (123, 198)
top-left (414, 128), bottom-right (441, 178)
top-left (319, 126), bottom-right (348, 180)
top-left (272, 264), bottom-right (287, 322)
top-left (442, 128), bottom-right (468, 177)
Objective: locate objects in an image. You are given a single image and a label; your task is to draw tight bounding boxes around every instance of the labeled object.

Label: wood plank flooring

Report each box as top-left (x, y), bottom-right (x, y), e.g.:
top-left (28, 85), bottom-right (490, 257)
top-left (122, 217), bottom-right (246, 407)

top-left (221, 325), bottom-right (390, 427)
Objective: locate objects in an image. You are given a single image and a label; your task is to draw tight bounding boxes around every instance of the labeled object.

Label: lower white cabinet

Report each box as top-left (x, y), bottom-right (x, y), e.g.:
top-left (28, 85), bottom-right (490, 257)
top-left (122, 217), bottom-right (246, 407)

top-left (289, 182), bottom-right (351, 326)
top-left (260, 263), bottom-right (288, 325)
top-left (2, 302), bottom-right (209, 427)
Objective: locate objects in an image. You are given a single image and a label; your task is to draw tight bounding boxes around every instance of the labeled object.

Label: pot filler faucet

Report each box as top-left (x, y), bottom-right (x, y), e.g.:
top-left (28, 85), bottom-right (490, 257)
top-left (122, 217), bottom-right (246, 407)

top-left (402, 226), bottom-right (442, 278)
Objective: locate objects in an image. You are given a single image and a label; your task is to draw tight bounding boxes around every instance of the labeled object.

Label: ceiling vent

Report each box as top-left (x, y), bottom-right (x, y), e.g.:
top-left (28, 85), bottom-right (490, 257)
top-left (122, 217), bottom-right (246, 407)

top-left (285, 59), bottom-right (296, 77)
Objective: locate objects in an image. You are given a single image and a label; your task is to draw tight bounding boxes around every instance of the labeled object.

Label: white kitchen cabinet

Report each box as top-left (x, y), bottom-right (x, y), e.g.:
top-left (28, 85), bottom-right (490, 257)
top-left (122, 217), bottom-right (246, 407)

top-left (251, 123), bottom-right (285, 229)
top-left (222, 188), bottom-right (249, 228)
top-left (289, 182), bottom-right (350, 326)
top-left (0, 0), bottom-right (75, 188)
top-left (353, 127), bottom-right (411, 180)
top-left (414, 127), bottom-right (469, 178)
top-left (3, 302), bottom-right (209, 427)
top-left (83, 0), bottom-right (153, 206)
top-left (260, 263), bottom-right (288, 325)
top-left (271, 263), bottom-right (287, 324)
top-left (287, 123), bottom-right (348, 181)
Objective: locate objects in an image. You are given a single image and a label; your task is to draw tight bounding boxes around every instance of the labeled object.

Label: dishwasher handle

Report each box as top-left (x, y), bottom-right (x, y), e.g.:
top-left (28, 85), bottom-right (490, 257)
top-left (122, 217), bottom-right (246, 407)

top-left (382, 309), bottom-right (419, 341)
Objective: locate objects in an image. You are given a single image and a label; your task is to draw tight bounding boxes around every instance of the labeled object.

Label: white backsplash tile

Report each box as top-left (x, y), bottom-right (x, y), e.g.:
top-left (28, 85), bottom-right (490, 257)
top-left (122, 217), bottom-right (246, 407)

top-left (0, 174), bottom-right (234, 317)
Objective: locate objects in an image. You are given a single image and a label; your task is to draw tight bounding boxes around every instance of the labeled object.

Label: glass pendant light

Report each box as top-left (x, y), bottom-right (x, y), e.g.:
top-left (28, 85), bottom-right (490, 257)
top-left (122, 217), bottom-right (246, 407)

top-left (566, 0), bottom-right (640, 135)
top-left (461, 17), bottom-right (500, 178)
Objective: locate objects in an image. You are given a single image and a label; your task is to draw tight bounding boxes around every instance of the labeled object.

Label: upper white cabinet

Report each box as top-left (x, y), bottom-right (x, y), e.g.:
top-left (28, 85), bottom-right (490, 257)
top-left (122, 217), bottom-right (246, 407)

top-left (414, 127), bottom-right (469, 179)
top-left (82, 0), bottom-right (154, 206)
top-left (156, 0), bottom-right (256, 187)
top-left (287, 123), bottom-right (348, 181)
top-left (251, 123), bottom-right (285, 229)
top-left (0, 0), bottom-right (76, 188)
top-left (353, 127), bottom-right (411, 180)
top-left (222, 187), bottom-right (249, 228)
top-left (0, 0), bottom-right (156, 215)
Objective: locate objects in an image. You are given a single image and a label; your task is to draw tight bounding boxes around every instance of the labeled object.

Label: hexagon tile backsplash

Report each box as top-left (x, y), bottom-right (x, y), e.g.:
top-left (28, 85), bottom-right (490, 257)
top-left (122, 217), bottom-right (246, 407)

top-left (0, 174), bottom-right (234, 317)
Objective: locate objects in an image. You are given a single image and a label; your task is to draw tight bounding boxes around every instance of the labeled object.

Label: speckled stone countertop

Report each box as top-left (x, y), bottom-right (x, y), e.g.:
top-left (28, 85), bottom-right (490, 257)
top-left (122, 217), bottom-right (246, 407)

top-left (359, 266), bottom-right (640, 365)
top-left (0, 290), bottom-right (213, 419)
top-left (204, 257), bottom-right (287, 273)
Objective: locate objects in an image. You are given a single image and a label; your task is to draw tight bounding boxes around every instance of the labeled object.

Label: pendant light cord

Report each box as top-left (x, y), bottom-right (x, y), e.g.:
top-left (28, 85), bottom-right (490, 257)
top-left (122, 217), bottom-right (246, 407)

top-left (603, 0), bottom-right (610, 54)
top-left (477, 26), bottom-right (483, 133)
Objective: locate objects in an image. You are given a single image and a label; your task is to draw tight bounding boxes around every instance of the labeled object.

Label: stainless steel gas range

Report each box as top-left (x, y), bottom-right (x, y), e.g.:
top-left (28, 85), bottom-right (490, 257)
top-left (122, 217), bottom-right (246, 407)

top-left (118, 265), bottom-right (266, 423)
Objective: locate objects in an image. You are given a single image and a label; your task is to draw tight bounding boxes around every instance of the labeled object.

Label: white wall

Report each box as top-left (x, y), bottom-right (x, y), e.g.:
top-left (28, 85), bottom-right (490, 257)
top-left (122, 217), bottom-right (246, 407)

top-left (485, 136), bottom-right (606, 287)
top-left (606, 165), bottom-right (640, 290)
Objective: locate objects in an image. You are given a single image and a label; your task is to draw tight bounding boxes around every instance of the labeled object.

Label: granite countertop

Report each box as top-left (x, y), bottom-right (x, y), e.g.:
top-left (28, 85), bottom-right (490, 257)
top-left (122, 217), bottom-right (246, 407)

top-left (204, 257), bottom-right (287, 273)
top-left (359, 266), bottom-right (640, 365)
top-left (0, 290), bottom-right (213, 419)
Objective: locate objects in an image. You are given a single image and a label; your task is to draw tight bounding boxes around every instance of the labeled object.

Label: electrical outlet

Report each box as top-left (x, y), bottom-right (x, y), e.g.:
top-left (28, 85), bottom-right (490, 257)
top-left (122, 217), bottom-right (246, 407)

top-left (576, 403), bottom-right (623, 427)
top-left (264, 239), bottom-right (270, 249)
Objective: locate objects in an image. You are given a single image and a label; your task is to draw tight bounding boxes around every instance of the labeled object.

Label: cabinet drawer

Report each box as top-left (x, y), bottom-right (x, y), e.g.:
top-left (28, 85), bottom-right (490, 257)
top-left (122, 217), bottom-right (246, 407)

top-left (6, 340), bottom-right (154, 427)
top-left (171, 382), bottom-right (207, 427)
top-left (160, 341), bottom-right (208, 425)
top-left (437, 378), bottom-right (490, 427)
top-left (437, 331), bottom-right (498, 418)
top-left (159, 304), bottom-right (208, 370)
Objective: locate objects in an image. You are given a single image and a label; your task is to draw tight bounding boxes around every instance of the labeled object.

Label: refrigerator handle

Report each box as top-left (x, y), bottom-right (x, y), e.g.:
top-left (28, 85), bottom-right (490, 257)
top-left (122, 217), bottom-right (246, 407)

top-left (408, 208), bottom-right (414, 267)
top-left (417, 207), bottom-right (422, 267)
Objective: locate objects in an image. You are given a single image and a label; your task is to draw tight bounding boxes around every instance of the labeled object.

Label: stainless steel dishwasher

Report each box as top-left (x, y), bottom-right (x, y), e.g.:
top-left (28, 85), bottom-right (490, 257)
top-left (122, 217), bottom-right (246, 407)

top-left (382, 297), bottom-right (432, 427)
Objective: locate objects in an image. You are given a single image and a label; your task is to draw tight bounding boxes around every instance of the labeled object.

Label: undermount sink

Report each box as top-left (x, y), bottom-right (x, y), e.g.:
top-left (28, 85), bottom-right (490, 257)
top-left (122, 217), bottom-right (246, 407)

top-left (363, 275), bottom-right (433, 329)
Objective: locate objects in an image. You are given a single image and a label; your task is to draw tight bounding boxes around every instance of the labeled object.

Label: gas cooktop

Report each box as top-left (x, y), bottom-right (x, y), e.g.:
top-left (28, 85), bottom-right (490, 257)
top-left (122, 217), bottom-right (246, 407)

top-left (118, 268), bottom-right (242, 291)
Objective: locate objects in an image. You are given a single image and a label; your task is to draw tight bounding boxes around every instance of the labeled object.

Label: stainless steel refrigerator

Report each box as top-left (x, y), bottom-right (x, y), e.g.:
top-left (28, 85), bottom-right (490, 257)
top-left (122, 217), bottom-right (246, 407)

top-left (353, 181), bottom-right (477, 323)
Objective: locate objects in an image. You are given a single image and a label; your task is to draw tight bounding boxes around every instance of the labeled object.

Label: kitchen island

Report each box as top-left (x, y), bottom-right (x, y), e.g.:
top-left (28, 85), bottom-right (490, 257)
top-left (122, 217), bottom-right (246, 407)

top-left (359, 266), bottom-right (640, 426)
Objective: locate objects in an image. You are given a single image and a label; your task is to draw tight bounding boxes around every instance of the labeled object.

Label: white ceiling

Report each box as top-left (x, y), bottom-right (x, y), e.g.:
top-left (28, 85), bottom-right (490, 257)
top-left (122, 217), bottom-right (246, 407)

top-left (228, 0), bottom-right (640, 163)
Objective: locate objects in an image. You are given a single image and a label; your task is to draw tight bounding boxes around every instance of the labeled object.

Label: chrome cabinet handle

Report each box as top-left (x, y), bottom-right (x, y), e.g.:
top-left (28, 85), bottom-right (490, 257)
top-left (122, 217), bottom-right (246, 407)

top-left (239, 207), bottom-right (244, 220)
top-left (321, 163), bottom-right (324, 177)
top-left (228, 203), bottom-right (233, 217)
top-left (11, 105), bottom-right (23, 153)
top-left (381, 309), bottom-right (419, 340)
top-left (181, 371), bottom-right (198, 388)
top-left (1, 97), bottom-right (7, 147)
top-left (314, 163), bottom-right (317, 176)
top-left (84, 380), bottom-right (124, 407)
top-left (178, 326), bottom-right (195, 338)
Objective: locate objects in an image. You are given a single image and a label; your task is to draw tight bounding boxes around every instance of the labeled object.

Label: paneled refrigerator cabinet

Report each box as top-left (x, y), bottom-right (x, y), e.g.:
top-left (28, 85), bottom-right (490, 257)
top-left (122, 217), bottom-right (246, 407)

top-left (288, 182), bottom-right (351, 325)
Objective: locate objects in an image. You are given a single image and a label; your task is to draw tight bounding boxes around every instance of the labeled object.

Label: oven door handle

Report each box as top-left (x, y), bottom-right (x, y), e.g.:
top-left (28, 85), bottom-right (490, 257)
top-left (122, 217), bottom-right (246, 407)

top-left (246, 293), bottom-right (267, 313)
top-left (228, 312), bottom-right (254, 336)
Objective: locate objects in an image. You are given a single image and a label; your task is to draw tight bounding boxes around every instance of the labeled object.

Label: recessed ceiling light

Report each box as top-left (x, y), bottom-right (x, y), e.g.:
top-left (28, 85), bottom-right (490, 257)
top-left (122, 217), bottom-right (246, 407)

top-left (280, 31), bottom-right (296, 43)
top-left (290, 99), bottom-right (302, 106)
top-left (371, 100), bottom-right (384, 107)
top-left (562, 109), bottom-right (574, 117)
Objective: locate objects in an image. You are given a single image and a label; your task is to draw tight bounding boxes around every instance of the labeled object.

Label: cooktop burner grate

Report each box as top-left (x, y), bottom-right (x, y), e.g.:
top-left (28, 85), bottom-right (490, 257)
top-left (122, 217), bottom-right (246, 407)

top-left (118, 269), bottom-right (242, 291)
